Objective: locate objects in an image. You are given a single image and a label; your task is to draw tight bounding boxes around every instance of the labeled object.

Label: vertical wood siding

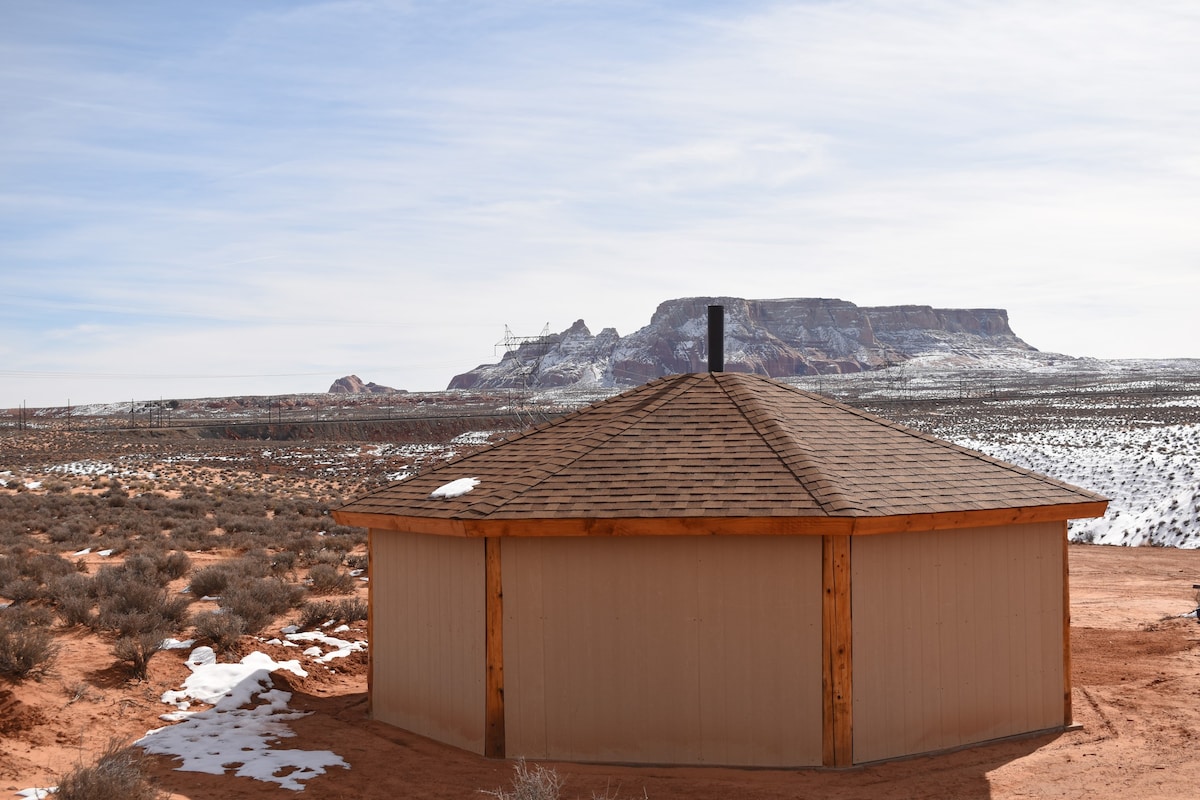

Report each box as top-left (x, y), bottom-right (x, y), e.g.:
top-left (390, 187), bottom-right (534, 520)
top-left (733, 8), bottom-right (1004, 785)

top-left (851, 523), bottom-right (1065, 764)
top-left (370, 531), bottom-right (486, 754)
top-left (501, 535), bottom-right (824, 766)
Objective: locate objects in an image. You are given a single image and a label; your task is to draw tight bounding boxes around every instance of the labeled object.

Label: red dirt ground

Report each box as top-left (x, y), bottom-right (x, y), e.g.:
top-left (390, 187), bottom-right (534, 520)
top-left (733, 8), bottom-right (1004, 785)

top-left (4, 544), bottom-right (1200, 800)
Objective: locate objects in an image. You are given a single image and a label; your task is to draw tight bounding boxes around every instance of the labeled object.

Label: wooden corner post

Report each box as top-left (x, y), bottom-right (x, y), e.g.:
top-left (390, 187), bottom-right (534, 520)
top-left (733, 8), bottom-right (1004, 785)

top-left (1062, 521), bottom-right (1073, 727)
top-left (366, 529), bottom-right (375, 718)
top-left (484, 537), bottom-right (506, 758)
top-left (822, 534), bottom-right (853, 767)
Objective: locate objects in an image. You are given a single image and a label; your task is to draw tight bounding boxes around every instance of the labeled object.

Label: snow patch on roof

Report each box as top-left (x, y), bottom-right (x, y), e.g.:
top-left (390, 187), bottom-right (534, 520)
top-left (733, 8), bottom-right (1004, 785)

top-left (430, 477), bottom-right (480, 498)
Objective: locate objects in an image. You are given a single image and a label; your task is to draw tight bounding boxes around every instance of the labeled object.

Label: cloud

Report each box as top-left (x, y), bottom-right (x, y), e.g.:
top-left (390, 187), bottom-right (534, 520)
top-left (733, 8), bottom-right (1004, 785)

top-left (2, 1), bottom-right (1198, 405)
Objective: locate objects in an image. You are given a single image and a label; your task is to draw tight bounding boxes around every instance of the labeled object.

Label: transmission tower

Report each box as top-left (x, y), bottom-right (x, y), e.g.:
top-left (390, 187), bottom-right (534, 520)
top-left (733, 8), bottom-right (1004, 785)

top-left (496, 323), bottom-right (553, 389)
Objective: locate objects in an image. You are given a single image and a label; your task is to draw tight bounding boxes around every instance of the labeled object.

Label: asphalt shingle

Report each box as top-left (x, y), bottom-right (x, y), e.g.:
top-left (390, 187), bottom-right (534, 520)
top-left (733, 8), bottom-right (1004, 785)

top-left (334, 372), bottom-right (1108, 530)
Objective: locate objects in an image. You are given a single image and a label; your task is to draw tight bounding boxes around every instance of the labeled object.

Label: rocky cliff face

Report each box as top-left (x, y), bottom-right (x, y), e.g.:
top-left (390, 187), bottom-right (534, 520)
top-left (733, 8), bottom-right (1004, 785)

top-left (328, 375), bottom-right (405, 394)
top-left (447, 297), bottom-right (1036, 391)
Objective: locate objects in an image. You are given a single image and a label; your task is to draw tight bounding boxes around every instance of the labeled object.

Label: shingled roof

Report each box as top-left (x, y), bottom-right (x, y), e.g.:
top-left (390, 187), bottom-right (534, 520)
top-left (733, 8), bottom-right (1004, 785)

top-left (333, 372), bottom-right (1107, 537)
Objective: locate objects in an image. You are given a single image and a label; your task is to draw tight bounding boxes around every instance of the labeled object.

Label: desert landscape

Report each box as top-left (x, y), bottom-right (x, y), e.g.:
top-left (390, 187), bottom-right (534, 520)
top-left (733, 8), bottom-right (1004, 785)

top-left (3, 367), bottom-right (1199, 799)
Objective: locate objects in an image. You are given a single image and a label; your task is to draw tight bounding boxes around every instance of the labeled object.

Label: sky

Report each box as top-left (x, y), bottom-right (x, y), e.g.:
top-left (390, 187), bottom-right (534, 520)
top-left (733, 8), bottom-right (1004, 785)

top-left (3, 0), bottom-right (1199, 408)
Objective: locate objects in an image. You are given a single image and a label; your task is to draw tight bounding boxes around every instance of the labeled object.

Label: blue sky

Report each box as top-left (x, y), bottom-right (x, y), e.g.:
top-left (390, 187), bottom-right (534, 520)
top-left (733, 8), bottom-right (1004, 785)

top-left (3, 0), bottom-right (1198, 407)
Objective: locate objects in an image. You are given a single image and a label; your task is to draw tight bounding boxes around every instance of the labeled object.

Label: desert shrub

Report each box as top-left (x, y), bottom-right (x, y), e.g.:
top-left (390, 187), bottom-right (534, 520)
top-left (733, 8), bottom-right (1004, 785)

top-left (306, 547), bottom-right (346, 567)
top-left (157, 550), bottom-right (192, 580)
top-left (110, 512), bottom-right (161, 538)
top-left (317, 534), bottom-right (354, 554)
top-left (186, 564), bottom-right (232, 598)
top-left (187, 554), bottom-right (267, 597)
top-left (94, 578), bottom-right (189, 637)
top-left (1, 576), bottom-right (42, 604)
top-left (344, 553), bottom-right (368, 573)
top-left (3, 603), bottom-right (56, 628)
top-left (295, 600), bottom-right (336, 630)
top-left (216, 512), bottom-right (272, 535)
top-left (166, 519), bottom-right (219, 551)
top-left (54, 739), bottom-right (164, 800)
top-left (57, 593), bottom-right (96, 627)
top-left (47, 572), bottom-right (96, 626)
top-left (0, 558), bottom-right (16, 590)
top-left (191, 609), bottom-right (246, 653)
top-left (4, 550), bottom-right (75, 586)
top-left (0, 614), bottom-right (59, 678)
top-left (219, 577), bottom-right (306, 634)
top-left (238, 548), bottom-right (273, 576)
top-left (336, 597), bottom-right (368, 622)
top-left (113, 629), bottom-right (167, 680)
top-left (166, 496), bottom-right (208, 517)
top-left (119, 554), bottom-right (170, 587)
top-left (307, 563), bottom-right (355, 595)
top-left (268, 549), bottom-right (298, 577)
top-left (295, 597), bottom-right (365, 629)
top-left (130, 493), bottom-right (169, 513)
top-left (47, 521), bottom-right (92, 546)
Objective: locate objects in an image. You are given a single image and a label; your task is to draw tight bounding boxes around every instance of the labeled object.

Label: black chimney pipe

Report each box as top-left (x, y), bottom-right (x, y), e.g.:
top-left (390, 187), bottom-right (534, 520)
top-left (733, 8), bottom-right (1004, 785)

top-left (707, 304), bottom-right (724, 372)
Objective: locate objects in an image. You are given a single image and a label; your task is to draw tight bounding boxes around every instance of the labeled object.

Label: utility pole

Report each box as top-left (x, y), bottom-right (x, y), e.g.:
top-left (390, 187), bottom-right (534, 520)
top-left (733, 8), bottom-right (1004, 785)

top-left (496, 323), bottom-right (553, 390)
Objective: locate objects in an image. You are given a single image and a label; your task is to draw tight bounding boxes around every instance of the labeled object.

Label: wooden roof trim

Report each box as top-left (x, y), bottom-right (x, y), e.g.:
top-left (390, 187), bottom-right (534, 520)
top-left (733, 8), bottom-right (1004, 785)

top-left (332, 499), bottom-right (1108, 539)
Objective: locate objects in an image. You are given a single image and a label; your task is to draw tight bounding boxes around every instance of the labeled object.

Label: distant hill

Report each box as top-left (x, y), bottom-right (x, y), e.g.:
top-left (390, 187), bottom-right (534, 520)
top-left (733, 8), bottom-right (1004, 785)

top-left (328, 375), bottom-right (405, 394)
top-left (448, 296), bottom-right (1040, 391)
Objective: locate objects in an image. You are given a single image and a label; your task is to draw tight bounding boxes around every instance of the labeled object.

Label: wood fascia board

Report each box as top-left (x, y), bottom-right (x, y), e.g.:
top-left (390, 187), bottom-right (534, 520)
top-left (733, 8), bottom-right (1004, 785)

top-left (335, 500), bottom-right (1108, 539)
top-left (845, 501), bottom-right (1110, 536)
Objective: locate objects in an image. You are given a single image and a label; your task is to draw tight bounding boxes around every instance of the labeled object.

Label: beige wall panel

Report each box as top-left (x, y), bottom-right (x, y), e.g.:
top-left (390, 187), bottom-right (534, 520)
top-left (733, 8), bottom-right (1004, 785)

top-left (852, 523), bottom-right (1064, 764)
top-left (371, 531), bottom-right (486, 754)
top-left (503, 535), bottom-right (824, 766)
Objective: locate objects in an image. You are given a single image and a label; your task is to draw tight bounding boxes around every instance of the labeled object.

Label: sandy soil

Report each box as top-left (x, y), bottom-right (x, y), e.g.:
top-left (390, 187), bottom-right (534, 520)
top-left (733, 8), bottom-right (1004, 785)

top-left (4, 543), bottom-right (1200, 800)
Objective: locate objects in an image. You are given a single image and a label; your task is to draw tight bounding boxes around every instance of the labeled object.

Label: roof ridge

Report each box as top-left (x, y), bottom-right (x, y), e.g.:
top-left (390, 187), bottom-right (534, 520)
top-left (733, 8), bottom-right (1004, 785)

top-left (456, 374), bottom-right (707, 516)
top-left (714, 373), bottom-right (860, 515)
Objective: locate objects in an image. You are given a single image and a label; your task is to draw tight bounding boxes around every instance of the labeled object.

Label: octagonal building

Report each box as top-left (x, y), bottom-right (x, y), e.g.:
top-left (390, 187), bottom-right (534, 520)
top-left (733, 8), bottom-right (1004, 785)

top-left (333, 371), bottom-right (1107, 767)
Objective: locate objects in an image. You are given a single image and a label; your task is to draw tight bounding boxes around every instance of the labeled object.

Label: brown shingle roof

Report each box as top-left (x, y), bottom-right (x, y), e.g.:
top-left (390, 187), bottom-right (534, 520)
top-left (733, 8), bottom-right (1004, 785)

top-left (333, 372), bottom-right (1107, 535)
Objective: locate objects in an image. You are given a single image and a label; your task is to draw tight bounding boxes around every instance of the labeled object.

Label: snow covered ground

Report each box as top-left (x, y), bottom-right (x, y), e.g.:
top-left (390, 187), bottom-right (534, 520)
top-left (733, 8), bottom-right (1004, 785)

top-left (793, 358), bottom-right (1200, 548)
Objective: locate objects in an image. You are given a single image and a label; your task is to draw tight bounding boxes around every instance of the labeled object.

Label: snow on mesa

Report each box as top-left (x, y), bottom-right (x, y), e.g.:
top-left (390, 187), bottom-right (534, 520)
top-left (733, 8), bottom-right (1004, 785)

top-left (431, 476), bottom-right (480, 498)
top-left (135, 647), bottom-right (348, 791)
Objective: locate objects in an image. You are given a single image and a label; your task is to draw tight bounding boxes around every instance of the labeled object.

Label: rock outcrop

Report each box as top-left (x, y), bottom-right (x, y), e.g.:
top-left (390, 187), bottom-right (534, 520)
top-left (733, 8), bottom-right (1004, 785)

top-left (447, 297), bottom-right (1037, 391)
top-left (328, 375), bottom-right (405, 394)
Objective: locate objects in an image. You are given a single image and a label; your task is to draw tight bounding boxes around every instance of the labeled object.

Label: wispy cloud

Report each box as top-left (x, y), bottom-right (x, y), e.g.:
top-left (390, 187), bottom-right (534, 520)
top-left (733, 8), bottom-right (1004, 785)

top-left (2, 0), bottom-right (1198, 405)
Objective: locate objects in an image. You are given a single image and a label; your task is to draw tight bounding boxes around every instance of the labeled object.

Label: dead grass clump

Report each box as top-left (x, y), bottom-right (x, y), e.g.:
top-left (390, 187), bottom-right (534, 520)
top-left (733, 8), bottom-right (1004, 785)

top-left (481, 760), bottom-right (649, 800)
top-left (55, 740), bottom-right (165, 800)
top-left (481, 760), bottom-right (564, 800)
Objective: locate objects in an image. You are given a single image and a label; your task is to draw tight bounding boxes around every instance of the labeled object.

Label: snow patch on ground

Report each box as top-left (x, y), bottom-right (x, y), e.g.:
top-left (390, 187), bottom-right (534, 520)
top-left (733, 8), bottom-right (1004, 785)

top-left (135, 649), bottom-right (348, 791)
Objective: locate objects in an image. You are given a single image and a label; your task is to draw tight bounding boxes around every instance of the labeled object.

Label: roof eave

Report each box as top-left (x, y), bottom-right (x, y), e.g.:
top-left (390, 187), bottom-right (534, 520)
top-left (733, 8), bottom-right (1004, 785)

top-left (332, 500), bottom-right (1109, 538)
